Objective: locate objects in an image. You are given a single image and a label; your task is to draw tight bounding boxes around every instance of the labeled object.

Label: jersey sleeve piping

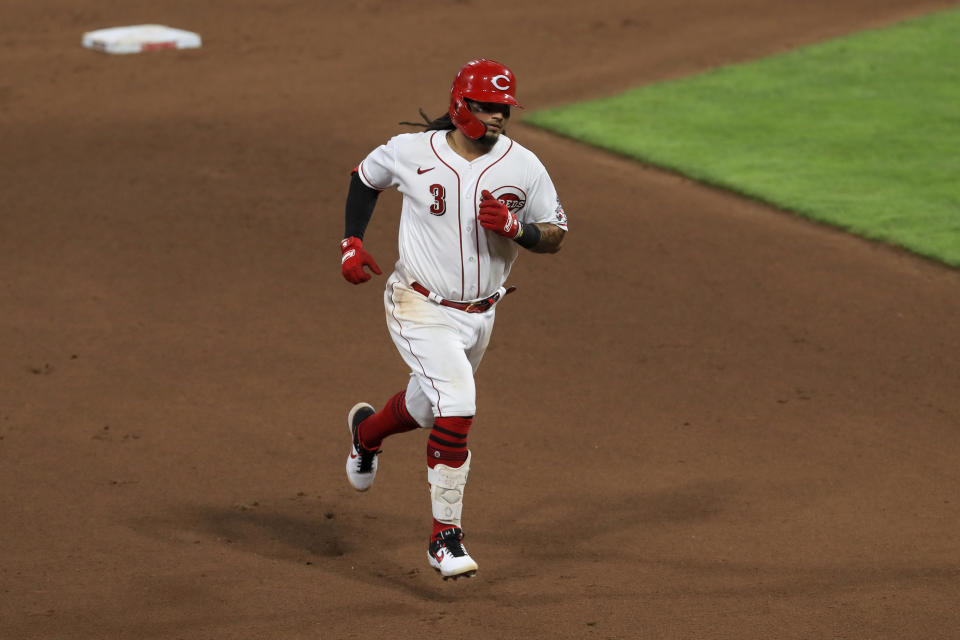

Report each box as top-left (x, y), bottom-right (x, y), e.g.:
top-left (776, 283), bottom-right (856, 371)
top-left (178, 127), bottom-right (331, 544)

top-left (356, 162), bottom-right (387, 192)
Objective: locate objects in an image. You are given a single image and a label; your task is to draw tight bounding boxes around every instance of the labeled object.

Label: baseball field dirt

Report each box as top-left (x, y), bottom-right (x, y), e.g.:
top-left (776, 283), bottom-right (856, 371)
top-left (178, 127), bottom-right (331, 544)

top-left (2, 1), bottom-right (959, 638)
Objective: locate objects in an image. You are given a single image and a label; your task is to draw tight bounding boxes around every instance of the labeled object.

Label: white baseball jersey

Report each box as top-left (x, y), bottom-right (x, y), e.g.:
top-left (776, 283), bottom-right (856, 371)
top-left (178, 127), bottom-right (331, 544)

top-left (356, 130), bottom-right (568, 302)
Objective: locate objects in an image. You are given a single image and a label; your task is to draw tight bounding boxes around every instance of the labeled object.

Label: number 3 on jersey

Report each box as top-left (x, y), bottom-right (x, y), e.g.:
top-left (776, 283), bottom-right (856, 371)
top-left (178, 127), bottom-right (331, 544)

top-left (429, 184), bottom-right (446, 216)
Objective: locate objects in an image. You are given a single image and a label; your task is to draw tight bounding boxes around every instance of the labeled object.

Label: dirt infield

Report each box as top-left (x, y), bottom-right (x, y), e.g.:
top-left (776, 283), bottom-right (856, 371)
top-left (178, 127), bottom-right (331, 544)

top-left (3, 1), bottom-right (959, 638)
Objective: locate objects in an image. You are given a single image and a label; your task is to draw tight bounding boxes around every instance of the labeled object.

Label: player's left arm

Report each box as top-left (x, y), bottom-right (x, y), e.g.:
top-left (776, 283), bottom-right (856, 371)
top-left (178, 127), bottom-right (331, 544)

top-left (524, 223), bottom-right (565, 254)
top-left (477, 160), bottom-right (568, 253)
top-left (477, 191), bottom-right (566, 253)
top-left (519, 162), bottom-right (568, 254)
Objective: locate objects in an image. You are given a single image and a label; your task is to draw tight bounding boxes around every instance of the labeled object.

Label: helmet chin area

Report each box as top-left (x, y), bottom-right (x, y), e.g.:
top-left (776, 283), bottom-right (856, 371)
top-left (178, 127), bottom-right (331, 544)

top-left (450, 99), bottom-right (488, 139)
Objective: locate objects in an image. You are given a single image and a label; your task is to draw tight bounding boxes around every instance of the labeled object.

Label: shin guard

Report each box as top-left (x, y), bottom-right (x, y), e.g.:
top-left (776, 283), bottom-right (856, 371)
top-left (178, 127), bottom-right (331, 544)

top-left (427, 450), bottom-right (471, 527)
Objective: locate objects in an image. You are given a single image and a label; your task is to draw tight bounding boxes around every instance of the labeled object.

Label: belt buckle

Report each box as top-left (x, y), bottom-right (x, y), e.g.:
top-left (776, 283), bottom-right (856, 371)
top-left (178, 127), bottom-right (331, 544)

top-left (464, 292), bottom-right (500, 313)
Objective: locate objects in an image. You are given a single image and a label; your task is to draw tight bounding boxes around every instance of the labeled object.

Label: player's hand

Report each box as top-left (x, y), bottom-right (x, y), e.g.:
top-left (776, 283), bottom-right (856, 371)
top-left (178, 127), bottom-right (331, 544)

top-left (340, 236), bottom-right (382, 284)
top-left (478, 190), bottom-right (521, 239)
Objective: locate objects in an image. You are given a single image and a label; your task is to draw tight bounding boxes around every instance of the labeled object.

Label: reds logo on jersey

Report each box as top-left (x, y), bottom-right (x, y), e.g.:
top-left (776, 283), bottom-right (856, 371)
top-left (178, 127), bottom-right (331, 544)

top-left (486, 186), bottom-right (527, 213)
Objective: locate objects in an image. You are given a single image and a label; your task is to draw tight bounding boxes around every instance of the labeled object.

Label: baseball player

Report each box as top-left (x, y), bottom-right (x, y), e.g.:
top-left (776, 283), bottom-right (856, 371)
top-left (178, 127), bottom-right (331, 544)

top-left (339, 58), bottom-right (568, 580)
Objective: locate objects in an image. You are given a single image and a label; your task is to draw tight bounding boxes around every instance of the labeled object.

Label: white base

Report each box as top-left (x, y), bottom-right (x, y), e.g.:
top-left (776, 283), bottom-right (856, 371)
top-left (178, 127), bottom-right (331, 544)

top-left (82, 24), bottom-right (201, 55)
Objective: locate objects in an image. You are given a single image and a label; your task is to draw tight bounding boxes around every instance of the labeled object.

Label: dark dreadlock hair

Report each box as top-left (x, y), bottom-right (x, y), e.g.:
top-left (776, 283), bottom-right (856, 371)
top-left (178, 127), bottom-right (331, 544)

top-left (399, 108), bottom-right (454, 132)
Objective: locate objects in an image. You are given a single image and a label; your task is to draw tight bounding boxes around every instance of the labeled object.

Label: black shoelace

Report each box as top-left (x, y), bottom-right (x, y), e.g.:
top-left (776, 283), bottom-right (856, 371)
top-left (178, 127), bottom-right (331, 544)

top-left (435, 529), bottom-right (467, 557)
top-left (355, 438), bottom-right (379, 473)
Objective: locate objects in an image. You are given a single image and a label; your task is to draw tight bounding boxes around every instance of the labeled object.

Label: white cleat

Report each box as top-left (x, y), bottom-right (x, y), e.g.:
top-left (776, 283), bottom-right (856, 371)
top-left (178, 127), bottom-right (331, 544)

top-left (345, 402), bottom-right (378, 491)
top-left (427, 527), bottom-right (478, 580)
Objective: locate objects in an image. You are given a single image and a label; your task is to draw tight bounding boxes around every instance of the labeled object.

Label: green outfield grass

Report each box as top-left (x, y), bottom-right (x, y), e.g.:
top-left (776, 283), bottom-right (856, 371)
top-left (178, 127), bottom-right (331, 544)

top-left (526, 9), bottom-right (960, 267)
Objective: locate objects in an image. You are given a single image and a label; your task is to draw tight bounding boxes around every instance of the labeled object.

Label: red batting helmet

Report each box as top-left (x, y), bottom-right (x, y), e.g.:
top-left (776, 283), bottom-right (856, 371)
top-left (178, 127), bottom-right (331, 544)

top-left (449, 59), bottom-right (521, 140)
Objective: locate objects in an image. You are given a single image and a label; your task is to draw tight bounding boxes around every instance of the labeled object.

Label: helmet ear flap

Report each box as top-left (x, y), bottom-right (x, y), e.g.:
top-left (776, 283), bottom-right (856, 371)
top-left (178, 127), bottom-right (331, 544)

top-left (449, 96), bottom-right (487, 140)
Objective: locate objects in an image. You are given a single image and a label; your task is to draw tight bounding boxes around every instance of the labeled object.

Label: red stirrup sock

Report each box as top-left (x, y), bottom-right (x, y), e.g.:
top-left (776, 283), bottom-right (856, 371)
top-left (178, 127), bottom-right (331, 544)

top-left (427, 416), bottom-right (472, 469)
top-left (433, 519), bottom-right (458, 537)
top-left (356, 391), bottom-right (420, 450)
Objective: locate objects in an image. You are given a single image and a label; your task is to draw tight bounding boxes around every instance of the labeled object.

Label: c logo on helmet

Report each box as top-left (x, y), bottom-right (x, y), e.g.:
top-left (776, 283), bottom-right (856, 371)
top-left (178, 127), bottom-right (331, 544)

top-left (491, 74), bottom-right (511, 91)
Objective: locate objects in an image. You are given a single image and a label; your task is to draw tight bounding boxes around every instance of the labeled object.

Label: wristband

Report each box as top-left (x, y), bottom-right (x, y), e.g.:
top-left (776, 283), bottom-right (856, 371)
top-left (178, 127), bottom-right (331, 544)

top-left (514, 222), bottom-right (541, 249)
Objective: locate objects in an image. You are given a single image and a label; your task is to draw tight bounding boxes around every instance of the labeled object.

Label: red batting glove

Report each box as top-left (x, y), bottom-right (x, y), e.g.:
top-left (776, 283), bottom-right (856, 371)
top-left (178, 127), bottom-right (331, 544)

top-left (478, 189), bottom-right (521, 239)
top-left (340, 236), bottom-right (382, 284)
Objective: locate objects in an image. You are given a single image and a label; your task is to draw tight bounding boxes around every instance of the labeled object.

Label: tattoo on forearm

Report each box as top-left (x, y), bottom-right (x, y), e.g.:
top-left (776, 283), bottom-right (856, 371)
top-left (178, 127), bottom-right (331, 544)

top-left (530, 223), bottom-right (565, 253)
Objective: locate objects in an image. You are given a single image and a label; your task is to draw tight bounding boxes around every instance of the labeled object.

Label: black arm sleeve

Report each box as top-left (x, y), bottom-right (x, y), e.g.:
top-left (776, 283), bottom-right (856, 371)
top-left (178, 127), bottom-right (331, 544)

top-left (344, 171), bottom-right (381, 240)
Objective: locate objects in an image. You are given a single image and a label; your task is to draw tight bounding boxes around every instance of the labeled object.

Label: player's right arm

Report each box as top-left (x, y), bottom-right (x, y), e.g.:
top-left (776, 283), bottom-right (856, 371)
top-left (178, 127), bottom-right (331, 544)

top-left (340, 171), bottom-right (383, 284)
top-left (339, 138), bottom-right (401, 284)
